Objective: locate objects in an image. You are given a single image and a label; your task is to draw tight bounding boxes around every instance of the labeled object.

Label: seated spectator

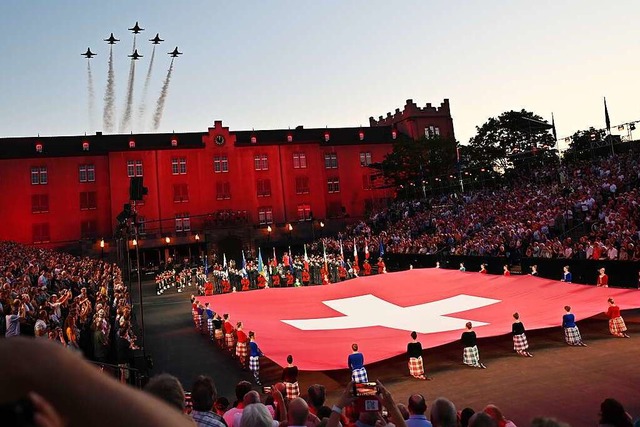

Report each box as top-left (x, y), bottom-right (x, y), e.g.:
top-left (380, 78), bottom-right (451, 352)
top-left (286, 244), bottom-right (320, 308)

top-left (598, 398), bottom-right (633, 427)
top-left (190, 375), bottom-right (226, 427)
top-left (144, 373), bottom-right (186, 413)
top-left (468, 412), bottom-right (497, 427)
top-left (430, 397), bottom-right (457, 427)
top-left (483, 405), bottom-right (516, 427)
top-left (240, 403), bottom-right (278, 427)
top-left (407, 393), bottom-right (432, 426)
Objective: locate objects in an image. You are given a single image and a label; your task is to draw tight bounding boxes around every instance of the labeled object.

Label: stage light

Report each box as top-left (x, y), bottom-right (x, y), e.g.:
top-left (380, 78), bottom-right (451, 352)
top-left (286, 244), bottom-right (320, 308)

top-left (195, 234), bottom-right (200, 241)
top-left (267, 225), bottom-right (272, 233)
top-left (287, 223), bottom-right (293, 231)
top-left (100, 239), bottom-right (105, 248)
top-left (165, 236), bottom-right (171, 244)
top-left (320, 221), bottom-right (325, 228)
top-left (132, 239), bottom-right (137, 246)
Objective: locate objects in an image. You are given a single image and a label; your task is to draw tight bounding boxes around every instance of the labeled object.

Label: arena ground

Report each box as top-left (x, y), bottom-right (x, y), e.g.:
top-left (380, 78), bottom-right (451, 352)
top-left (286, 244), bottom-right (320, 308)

top-left (139, 279), bottom-right (639, 426)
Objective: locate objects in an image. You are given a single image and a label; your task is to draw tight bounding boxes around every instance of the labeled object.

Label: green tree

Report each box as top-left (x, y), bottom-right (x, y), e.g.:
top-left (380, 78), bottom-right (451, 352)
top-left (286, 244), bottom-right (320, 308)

top-left (564, 127), bottom-right (606, 160)
top-left (467, 110), bottom-right (556, 172)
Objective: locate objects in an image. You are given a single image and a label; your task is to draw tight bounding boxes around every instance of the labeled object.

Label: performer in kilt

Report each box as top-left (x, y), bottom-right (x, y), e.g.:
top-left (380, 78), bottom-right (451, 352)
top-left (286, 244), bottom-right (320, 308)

top-left (511, 312), bottom-right (533, 357)
top-left (236, 322), bottom-right (249, 367)
top-left (248, 331), bottom-right (265, 385)
top-left (212, 313), bottom-right (224, 347)
top-left (407, 331), bottom-right (431, 380)
top-left (348, 343), bottom-right (368, 383)
top-left (223, 314), bottom-right (236, 353)
top-left (281, 354), bottom-right (300, 400)
top-left (606, 298), bottom-right (630, 338)
top-left (204, 303), bottom-right (215, 340)
top-left (461, 322), bottom-right (486, 369)
top-left (562, 305), bottom-right (587, 346)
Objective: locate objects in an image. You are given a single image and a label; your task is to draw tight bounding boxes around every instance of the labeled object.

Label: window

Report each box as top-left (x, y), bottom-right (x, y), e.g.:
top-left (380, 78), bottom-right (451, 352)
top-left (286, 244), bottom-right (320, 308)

top-left (327, 177), bottom-right (340, 193)
top-left (173, 184), bottom-right (189, 203)
top-left (324, 153), bottom-right (338, 169)
top-left (31, 167), bottom-right (48, 185)
top-left (258, 207), bottom-right (273, 225)
top-left (32, 223), bottom-right (50, 243)
top-left (79, 165), bottom-right (95, 183)
top-left (254, 154), bottom-right (268, 171)
top-left (216, 182), bottom-right (231, 200)
top-left (363, 174), bottom-right (373, 190)
top-left (257, 179), bottom-right (271, 197)
top-left (297, 204), bottom-right (312, 221)
top-left (137, 216), bottom-right (146, 235)
top-left (293, 152), bottom-right (307, 169)
top-left (214, 156), bottom-right (229, 173)
top-left (80, 191), bottom-right (97, 210)
top-left (359, 152), bottom-right (372, 167)
top-left (171, 158), bottom-right (187, 175)
top-left (80, 220), bottom-right (98, 239)
top-left (295, 176), bottom-right (310, 195)
top-left (425, 126), bottom-right (440, 137)
top-left (175, 213), bottom-right (191, 232)
top-left (31, 194), bottom-right (49, 213)
top-left (127, 160), bottom-right (143, 177)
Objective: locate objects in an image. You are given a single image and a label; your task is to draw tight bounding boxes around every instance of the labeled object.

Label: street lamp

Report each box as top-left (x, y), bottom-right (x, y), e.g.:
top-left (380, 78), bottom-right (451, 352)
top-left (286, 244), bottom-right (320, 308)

top-left (267, 225), bottom-right (272, 242)
top-left (132, 239), bottom-right (137, 246)
top-left (99, 238), bottom-right (105, 259)
top-left (165, 236), bottom-right (171, 244)
top-left (287, 223), bottom-right (293, 241)
top-left (195, 234), bottom-right (200, 241)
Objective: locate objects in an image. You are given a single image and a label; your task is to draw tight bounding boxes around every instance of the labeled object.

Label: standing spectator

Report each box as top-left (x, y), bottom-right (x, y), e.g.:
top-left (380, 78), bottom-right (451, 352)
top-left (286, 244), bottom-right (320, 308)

top-left (561, 266), bottom-right (572, 283)
top-left (116, 327), bottom-right (133, 383)
top-left (282, 354), bottom-right (300, 400)
top-left (191, 375), bottom-right (227, 427)
top-left (407, 331), bottom-right (431, 380)
top-left (597, 268), bottom-right (609, 287)
top-left (562, 306), bottom-right (587, 347)
top-left (348, 343), bottom-right (368, 383)
top-left (5, 299), bottom-right (25, 337)
top-left (605, 298), bottom-right (630, 338)
top-left (248, 331), bottom-right (265, 385)
top-left (511, 312), bottom-right (533, 357)
top-left (461, 322), bottom-right (486, 369)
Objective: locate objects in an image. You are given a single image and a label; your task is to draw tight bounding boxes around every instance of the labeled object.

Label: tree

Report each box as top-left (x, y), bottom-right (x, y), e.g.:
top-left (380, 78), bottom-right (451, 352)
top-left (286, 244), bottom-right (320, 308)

top-left (467, 110), bottom-right (556, 172)
top-left (564, 127), bottom-right (606, 160)
top-left (373, 135), bottom-right (457, 198)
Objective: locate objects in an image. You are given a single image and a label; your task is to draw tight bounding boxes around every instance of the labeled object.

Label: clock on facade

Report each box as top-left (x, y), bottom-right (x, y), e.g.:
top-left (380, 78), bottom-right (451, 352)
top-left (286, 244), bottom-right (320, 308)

top-left (215, 135), bottom-right (225, 145)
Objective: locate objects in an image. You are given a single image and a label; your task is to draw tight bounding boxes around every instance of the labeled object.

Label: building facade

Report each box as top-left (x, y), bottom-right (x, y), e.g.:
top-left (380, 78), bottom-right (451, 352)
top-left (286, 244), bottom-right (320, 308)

top-left (0, 98), bottom-right (454, 259)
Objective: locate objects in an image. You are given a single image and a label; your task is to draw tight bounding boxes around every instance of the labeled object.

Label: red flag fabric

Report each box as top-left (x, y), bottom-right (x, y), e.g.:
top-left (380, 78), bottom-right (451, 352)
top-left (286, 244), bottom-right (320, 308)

top-left (200, 269), bottom-right (638, 371)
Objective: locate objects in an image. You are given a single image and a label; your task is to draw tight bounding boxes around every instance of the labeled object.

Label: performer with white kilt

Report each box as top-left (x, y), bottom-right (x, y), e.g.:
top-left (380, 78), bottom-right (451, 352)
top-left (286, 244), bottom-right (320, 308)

top-left (461, 322), bottom-right (486, 369)
top-left (348, 343), bottom-right (368, 383)
top-left (511, 312), bottom-right (533, 357)
top-left (248, 331), bottom-right (265, 385)
top-left (407, 331), bottom-right (431, 380)
top-left (606, 298), bottom-right (630, 338)
top-left (282, 355), bottom-right (300, 400)
top-left (562, 305), bottom-right (587, 346)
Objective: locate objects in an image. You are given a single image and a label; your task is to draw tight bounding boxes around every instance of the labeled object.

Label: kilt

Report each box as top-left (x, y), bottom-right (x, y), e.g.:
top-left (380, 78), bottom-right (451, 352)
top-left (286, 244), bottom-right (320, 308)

top-left (463, 346), bottom-right (480, 367)
top-left (236, 341), bottom-right (248, 359)
top-left (192, 312), bottom-right (200, 328)
top-left (609, 316), bottom-right (627, 336)
top-left (225, 333), bottom-right (236, 349)
top-left (351, 367), bottom-right (368, 383)
top-left (284, 382), bottom-right (300, 400)
top-left (408, 357), bottom-right (425, 378)
top-left (513, 333), bottom-right (529, 352)
top-left (207, 319), bottom-right (214, 334)
top-left (214, 329), bottom-right (223, 340)
top-left (564, 326), bottom-right (582, 345)
top-left (249, 356), bottom-right (260, 372)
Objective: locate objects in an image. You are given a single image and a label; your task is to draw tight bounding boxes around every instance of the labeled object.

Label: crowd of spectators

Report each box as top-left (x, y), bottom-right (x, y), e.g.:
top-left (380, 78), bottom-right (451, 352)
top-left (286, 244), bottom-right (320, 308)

top-left (0, 241), bottom-right (139, 380)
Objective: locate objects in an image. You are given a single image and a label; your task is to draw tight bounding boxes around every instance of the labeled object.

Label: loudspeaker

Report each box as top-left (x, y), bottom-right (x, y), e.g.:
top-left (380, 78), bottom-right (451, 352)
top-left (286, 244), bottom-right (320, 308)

top-left (129, 177), bottom-right (148, 201)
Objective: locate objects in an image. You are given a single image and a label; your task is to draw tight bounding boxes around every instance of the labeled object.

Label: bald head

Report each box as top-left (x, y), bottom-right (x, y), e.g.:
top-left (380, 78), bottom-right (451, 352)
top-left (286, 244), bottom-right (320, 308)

top-left (408, 394), bottom-right (427, 415)
top-left (243, 390), bottom-right (261, 406)
top-left (289, 398), bottom-right (309, 425)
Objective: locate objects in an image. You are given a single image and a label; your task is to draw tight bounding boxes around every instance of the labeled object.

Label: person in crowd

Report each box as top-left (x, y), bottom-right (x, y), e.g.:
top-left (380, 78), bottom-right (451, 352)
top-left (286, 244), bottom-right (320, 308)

top-left (530, 265), bottom-right (539, 276)
top-left (597, 268), bottom-right (609, 287)
top-left (407, 331), bottom-right (431, 380)
top-left (214, 397), bottom-right (229, 418)
top-left (236, 321), bottom-right (249, 367)
top-left (483, 405), bottom-right (516, 427)
top-left (347, 343), bottom-right (368, 383)
top-left (190, 375), bottom-right (228, 427)
top-left (562, 305), bottom-right (587, 346)
top-left (467, 412), bottom-right (497, 427)
top-left (459, 408), bottom-right (475, 427)
top-left (326, 380), bottom-right (406, 427)
top-left (605, 298), bottom-right (630, 338)
top-left (307, 384), bottom-right (326, 417)
top-left (223, 381), bottom-right (253, 426)
top-left (239, 403), bottom-right (278, 427)
top-left (598, 398), bottom-right (633, 427)
top-left (430, 397), bottom-right (457, 427)
top-left (461, 322), bottom-right (486, 369)
top-left (561, 266), bottom-right (572, 283)
top-left (407, 394), bottom-right (433, 427)
top-left (530, 417), bottom-right (570, 427)
top-left (249, 331), bottom-right (265, 385)
top-left (282, 354), bottom-right (300, 400)
top-left (144, 373), bottom-right (186, 413)
top-left (5, 299), bottom-right (26, 337)
top-left (511, 312), bottom-right (533, 357)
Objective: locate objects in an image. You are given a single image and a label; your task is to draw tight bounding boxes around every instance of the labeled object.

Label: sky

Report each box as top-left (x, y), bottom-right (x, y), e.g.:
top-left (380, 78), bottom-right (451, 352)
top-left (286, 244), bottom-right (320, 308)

top-left (1, 0), bottom-right (639, 148)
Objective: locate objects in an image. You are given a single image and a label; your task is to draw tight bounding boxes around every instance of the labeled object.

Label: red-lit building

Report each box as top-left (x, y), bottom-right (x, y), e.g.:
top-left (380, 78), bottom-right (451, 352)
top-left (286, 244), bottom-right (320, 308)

top-left (0, 99), bottom-right (454, 261)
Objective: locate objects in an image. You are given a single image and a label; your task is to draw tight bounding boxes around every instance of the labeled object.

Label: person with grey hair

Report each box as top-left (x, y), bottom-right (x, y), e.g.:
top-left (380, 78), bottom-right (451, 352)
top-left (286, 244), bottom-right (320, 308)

top-left (430, 398), bottom-right (457, 427)
top-left (143, 373), bottom-right (186, 413)
top-left (467, 412), bottom-right (497, 427)
top-left (240, 403), bottom-right (278, 427)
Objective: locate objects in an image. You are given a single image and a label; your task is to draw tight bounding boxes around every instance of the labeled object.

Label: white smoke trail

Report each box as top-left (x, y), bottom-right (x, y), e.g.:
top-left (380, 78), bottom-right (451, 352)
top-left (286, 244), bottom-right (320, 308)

top-left (137, 44), bottom-right (156, 130)
top-left (103, 45), bottom-right (115, 132)
top-left (120, 37), bottom-right (137, 132)
top-left (152, 58), bottom-right (174, 131)
top-left (87, 60), bottom-right (96, 131)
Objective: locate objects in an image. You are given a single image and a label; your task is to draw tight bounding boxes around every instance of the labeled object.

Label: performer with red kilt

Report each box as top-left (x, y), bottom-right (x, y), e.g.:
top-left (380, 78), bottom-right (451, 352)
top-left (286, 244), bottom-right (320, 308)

top-left (511, 312), bottom-right (533, 357)
top-left (223, 314), bottom-right (236, 354)
top-left (606, 298), bottom-right (630, 338)
top-left (235, 322), bottom-right (249, 367)
top-left (301, 270), bottom-right (310, 286)
top-left (281, 354), bottom-right (300, 400)
top-left (241, 275), bottom-right (250, 291)
top-left (407, 331), bottom-right (431, 380)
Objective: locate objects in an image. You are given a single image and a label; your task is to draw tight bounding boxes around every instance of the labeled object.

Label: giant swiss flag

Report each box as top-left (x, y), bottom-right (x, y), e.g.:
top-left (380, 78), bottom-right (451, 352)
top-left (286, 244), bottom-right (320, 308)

top-left (199, 269), bottom-right (638, 371)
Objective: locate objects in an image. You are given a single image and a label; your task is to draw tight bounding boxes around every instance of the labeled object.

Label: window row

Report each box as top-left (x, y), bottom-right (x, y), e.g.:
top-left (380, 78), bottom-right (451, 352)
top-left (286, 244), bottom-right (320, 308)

top-left (257, 204), bottom-right (312, 225)
top-left (31, 192), bottom-right (97, 213)
top-left (33, 221), bottom-right (102, 243)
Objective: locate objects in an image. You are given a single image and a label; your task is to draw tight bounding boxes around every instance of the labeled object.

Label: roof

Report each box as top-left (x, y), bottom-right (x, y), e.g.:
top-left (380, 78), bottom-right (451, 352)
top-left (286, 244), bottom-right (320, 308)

top-left (233, 125), bottom-right (400, 146)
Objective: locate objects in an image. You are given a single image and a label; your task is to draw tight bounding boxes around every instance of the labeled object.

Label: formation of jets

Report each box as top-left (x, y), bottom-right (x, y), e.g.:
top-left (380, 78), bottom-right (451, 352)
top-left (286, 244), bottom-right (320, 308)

top-left (85, 23), bottom-right (183, 59)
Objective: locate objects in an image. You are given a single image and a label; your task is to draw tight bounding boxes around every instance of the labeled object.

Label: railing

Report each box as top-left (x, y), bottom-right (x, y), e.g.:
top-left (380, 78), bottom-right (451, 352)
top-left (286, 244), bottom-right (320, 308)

top-left (90, 360), bottom-right (145, 388)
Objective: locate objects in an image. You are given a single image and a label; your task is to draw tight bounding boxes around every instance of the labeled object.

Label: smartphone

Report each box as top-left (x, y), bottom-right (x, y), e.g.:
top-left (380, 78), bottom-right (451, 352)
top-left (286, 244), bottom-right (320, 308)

top-left (352, 382), bottom-right (378, 397)
top-left (262, 386), bottom-right (272, 394)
